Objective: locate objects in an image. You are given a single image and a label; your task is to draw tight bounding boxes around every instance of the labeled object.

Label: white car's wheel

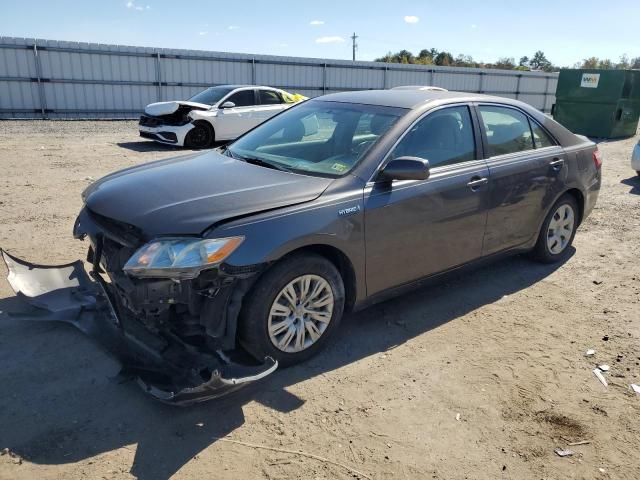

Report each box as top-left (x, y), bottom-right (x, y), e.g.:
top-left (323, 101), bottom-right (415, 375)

top-left (185, 121), bottom-right (213, 149)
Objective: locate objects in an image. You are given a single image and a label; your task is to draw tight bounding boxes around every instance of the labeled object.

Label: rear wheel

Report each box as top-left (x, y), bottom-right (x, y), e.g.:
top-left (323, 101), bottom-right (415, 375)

top-left (238, 253), bottom-right (345, 367)
top-left (184, 121), bottom-right (213, 149)
top-left (531, 194), bottom-right (579, 263)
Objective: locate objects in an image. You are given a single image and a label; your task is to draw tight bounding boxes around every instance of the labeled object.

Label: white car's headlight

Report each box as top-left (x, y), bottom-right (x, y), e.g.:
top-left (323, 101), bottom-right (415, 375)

top-left (123, 236), bottom-right (244, 278)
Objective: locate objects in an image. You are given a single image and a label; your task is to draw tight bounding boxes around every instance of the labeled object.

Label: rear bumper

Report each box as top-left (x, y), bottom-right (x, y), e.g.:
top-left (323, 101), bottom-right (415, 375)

top-left (138, 123), bottom-right (193, 146)
top-left (632, 143), bottom-right (640, 172)
top-left (582, 168), bottom-right (601, 222)
top-left (1, 249), bottom-right (277, 405)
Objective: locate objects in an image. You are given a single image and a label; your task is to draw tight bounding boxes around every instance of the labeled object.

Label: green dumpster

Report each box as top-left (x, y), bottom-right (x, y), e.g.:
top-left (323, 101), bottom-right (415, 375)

top-left (553, 69), bottom-right (640, 138)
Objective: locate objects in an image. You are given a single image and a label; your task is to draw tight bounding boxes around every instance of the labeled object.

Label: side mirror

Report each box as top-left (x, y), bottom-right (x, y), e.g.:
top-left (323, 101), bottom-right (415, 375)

top-left (220, 101), bottom-right (236, 109)
top-left (379, 156), bottom-right (430, 181)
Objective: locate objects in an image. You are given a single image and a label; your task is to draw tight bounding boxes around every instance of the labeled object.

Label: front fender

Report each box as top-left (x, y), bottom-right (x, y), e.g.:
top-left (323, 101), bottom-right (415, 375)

top-left (211, 185), bottom-right (367, 302)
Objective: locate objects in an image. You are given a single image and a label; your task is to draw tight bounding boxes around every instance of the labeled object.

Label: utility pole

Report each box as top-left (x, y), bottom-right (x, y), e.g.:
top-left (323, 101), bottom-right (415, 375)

top-left (351, 32), bottom-right (358, 61)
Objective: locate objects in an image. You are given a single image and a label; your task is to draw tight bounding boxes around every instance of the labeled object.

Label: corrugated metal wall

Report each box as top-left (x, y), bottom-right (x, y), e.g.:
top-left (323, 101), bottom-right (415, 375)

top-left (0, 37), bottom-right (559, 119)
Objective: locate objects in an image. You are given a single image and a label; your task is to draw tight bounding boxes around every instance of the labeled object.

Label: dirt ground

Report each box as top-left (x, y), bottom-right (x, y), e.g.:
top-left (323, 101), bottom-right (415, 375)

top-left (0, 120), bottom-right (638, 480)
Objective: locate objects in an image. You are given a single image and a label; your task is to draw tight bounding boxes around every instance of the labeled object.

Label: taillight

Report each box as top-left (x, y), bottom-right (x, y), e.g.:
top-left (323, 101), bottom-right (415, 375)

top-left (593, 148), bottom-right (602, 169)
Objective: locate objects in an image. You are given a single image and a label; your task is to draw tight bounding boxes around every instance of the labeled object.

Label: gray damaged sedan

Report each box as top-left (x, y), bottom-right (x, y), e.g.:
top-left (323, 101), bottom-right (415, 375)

top-left (2, 90), bottom-right (601, 404)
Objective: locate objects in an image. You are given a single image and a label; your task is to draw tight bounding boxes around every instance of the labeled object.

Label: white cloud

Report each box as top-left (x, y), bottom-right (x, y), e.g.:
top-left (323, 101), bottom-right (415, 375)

top-left (404, 15), bottom-right (419, 23)
top-left (309, 20), bottom-right (324, 26)
top-left (316, 36), bottom-right (345, 44)
top-left (228, 25), bottom-right (240, 30)
top-left (471, 24), bottom-right (477, 29)
top-left (279, 43), bottom-right (289, 47)
top-left (199, 31), bottom-right (208, 36)
top-left (126, 1), bottom-right (149, 11)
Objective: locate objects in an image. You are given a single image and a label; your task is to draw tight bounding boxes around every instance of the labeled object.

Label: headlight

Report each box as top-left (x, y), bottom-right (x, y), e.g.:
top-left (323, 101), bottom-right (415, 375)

top-left (123, 236), bottom-right (244, 278)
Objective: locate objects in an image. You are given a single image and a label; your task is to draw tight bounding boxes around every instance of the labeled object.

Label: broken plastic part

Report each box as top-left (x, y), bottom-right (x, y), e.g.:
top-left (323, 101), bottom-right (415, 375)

top-left (1, 249), bottom-right (277, 405)
top-left (593, 368), bottom-right (608, 388)
top-left (554, 448), bottom-right (574, 457)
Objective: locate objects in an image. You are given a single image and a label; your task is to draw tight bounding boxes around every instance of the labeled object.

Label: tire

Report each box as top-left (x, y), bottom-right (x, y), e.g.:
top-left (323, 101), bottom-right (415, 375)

top-left (184, 121), bottom-right (213, 149)
top-left (530, 194), bottom-right (579, 264)
top-left (238, 253), bottom-right (345, 367)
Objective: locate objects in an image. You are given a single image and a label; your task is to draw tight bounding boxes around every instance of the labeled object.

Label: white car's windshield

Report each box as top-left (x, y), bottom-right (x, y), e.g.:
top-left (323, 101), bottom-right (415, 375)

top-left (189, 86), bottom-right (235, 105)
top-left (227, 100), bottom-right (406, 178)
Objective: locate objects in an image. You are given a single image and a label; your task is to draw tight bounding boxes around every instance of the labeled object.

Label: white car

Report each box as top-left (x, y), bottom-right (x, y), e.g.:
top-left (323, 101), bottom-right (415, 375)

top-left (138, 85), bottom-right (305, 148)
top-left (632, 138), bottom-right (640, 176)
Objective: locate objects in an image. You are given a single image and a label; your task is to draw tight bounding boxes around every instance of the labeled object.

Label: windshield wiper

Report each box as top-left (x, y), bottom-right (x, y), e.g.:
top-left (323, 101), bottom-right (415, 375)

top-left (228, 150), bottom-right (290, 172)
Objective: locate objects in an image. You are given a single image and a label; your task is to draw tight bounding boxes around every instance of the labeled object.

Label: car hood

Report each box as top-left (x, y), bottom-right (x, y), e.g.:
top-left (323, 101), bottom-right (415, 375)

top-left (144, 101), bottom-right (211, 116)
top-left (83, 151), bottom-right (332, 236)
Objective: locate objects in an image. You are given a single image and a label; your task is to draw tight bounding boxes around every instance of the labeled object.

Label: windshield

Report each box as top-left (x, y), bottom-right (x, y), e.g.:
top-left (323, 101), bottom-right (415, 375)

top-left (188, 86), bottom-right (235, 105)
top-left (227, 100), bottom-right (406, 178)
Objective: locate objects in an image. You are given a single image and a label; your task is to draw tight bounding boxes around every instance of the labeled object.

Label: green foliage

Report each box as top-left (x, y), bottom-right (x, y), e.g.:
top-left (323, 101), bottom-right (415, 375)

top-left (376, 49), bottom-right (558, 71)
top-left (376, 48), bottom-right (640, 72)
top-left (578, 55), bottom-right (639, 70)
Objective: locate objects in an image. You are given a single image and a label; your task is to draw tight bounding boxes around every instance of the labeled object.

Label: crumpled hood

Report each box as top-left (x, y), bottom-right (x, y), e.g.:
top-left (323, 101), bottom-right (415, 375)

top-left (83, 151), bottom-right (332, 236)
top-left (144, 101), bottom-right (211, 116)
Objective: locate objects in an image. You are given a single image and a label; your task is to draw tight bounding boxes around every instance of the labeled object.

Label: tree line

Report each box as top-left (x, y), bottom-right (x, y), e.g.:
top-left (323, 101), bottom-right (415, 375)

top-left (374, 49), bottom-right (640, 72)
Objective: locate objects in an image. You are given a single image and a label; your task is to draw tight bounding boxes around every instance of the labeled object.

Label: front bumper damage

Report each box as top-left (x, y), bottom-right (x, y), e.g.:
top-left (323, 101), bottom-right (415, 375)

top-left (1, 249), bottom-right (277, 405)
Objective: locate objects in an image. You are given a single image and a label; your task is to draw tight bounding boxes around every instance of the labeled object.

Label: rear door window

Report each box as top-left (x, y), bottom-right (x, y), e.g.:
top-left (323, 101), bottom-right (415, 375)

top-left (259, 90), bottom-right (283, 105)
top-left (391, 105), bottom-right (476, 168)
top-left (479, 106), bottom-right (534, 156)
top-left (225, 89), bottom-right (256, 107)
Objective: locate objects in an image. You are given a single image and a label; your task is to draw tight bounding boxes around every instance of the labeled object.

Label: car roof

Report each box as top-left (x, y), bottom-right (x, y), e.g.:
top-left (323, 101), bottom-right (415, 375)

top-left (317, 89), bottom-right (511, 109)
top-left (214, 84), bottom-right (281, 91)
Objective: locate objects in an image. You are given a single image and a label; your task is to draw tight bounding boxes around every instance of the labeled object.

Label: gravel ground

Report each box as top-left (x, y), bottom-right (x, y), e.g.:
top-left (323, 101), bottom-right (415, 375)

top-left (0, 120), bottom-right (639, 480)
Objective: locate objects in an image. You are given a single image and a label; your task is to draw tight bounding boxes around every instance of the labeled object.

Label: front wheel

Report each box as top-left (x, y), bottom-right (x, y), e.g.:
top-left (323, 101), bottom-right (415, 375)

top-left (530, 194), bottom-right (579, 263)
top-left (238, 253), bottom-right (345, 367)
top-left (184, 121), bottom-right (213, 148)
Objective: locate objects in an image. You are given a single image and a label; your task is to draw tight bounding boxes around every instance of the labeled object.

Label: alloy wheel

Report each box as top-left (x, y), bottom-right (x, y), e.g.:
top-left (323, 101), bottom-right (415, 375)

top-left (267, 274), bottom-right (334, 353)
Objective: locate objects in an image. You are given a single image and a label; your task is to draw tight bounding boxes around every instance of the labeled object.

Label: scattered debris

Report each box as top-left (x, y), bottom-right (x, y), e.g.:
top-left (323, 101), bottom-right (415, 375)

top-left (593, 369), bottom-right (608, 388)
top-left (592, 404), bottom-right (608, 416)
top-left (85, 176), bottom-right (94, 181)
top-left (554, 447), bottom-right (574, 457)
top-left (599, 467), bottom-right (606, 473)
top-left (455, 413), bottom-right (461, 421)
top-left (213, 436), bottom-right (372, 480)
top-left (631, 384), bottom-right (640, 395)
top-left (598, 364), bottom-right (610, 372)
top-left (196, 422), bottom-right (204, 427)
top-left (568, 440), bottom-right (591, 446)
top-left (585, 349), bottom-right (596, 357)
top-left (602, 335), bottom-right (609, 341)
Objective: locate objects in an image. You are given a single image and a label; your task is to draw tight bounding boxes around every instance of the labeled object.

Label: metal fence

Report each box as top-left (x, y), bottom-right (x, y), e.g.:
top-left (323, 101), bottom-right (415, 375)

top-left (0, 37), bottom-right (559, 119)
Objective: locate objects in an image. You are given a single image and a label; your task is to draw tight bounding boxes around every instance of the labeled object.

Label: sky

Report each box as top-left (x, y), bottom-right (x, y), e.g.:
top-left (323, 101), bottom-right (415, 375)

top-left (0, 0), bottom-right (638, 66)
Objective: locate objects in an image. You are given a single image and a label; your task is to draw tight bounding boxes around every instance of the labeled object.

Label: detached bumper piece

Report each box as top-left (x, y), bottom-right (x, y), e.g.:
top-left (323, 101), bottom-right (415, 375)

top-left (1, 250), bottom-right (277, 405)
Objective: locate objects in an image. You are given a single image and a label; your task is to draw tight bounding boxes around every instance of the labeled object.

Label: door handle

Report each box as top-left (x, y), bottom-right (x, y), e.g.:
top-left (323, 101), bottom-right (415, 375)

top-left (467, 177), bottom-right (488, 190)
top-left (549, 158), bottom-right (564, 169)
